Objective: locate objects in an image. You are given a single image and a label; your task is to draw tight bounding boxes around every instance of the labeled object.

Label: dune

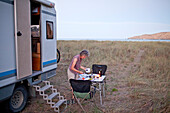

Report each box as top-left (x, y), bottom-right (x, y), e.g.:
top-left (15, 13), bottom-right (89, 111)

top-left (129, 32), bottom-right (170, 40)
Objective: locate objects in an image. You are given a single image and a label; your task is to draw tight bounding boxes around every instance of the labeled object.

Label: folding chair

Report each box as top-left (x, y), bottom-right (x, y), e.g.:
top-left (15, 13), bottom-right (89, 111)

top-left (69, 79), bottom-right (95, 112)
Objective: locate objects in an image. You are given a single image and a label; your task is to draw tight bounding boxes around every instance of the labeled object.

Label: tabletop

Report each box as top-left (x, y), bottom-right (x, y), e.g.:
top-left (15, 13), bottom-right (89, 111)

top-left (79, 74), bottom-right (106, 82)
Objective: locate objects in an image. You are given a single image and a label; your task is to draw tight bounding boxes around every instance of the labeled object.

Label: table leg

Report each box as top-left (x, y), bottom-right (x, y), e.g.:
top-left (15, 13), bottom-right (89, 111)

top-left (99, 83), bottom-right (102, 105)
top-left (103, 82), bottom-right (105, 97)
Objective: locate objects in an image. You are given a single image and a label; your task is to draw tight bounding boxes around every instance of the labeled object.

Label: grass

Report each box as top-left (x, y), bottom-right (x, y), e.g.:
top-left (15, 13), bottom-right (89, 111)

top-left (92, 106), bottom-right (103, 113)
top-left (57, 40), bottom-right (140, 67)
top-left (22, 40), bottom-right (170, 113)
top-left (126, 42), bottom-right (170, 112)
top-left (112, 88), bottom-right (118, 92)
top-left (56, 40), bottom-right (170, 113)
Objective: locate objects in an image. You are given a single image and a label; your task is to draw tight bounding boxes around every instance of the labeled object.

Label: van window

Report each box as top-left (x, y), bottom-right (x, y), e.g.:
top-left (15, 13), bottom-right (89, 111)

top-left (46, 21), bottom-right (53, 39)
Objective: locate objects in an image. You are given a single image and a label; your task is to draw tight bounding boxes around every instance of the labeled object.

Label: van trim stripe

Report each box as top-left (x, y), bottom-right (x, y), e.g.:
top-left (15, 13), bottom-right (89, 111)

top-left (0, 69), bottom-right (16, 78)
top-left (42, 10), bottom-right (56, 17)
top-left (43, 59), bottom-right (57, 67)
top-left (0, 73), bottom-right (16, 81)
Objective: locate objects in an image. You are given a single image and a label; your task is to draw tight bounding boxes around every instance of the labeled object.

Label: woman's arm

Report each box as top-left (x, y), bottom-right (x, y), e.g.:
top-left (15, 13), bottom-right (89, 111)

top-left (80, 66), bottom-right (86, 71)
top-left (70, 58), bottom-right (83, 74)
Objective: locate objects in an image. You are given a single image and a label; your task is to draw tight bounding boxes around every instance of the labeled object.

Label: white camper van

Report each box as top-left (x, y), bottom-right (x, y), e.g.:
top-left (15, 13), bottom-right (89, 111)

top-left (0, 0), bottom-right (58, 112)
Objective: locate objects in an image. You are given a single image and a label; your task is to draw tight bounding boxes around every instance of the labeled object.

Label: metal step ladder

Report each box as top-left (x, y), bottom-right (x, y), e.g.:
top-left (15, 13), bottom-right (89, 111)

top-left (33, 81), bottom-right (67, 113)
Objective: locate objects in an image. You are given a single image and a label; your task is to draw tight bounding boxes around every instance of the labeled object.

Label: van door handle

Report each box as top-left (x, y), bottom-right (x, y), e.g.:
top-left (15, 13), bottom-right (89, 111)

top-left (17, 31), bottom-right (22, 36)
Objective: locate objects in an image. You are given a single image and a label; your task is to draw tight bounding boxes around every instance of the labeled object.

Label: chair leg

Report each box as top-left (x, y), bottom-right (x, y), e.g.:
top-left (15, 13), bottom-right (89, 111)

top-left (74, 95), bottom-right (86, 113)
top-left (80, 92), bottom-right (90, 103)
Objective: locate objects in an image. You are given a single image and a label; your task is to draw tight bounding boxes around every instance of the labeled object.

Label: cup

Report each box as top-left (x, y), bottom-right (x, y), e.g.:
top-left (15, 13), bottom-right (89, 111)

top-left (85, 68), bottom-right (90, 73)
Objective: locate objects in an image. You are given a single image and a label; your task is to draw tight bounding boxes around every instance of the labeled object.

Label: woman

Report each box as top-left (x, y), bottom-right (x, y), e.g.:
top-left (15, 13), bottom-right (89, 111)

top-left (67, 50), bottom-right (89, 104)
top-left (67, 50), bottom-right (89, 81)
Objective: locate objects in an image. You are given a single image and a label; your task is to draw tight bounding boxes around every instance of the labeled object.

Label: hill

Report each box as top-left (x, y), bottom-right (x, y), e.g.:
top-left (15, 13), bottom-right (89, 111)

top-left (129, 32), bottom-right (170, 40)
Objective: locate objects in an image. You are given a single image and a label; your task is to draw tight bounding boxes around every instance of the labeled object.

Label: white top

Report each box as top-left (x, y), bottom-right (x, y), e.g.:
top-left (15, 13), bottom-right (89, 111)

top-left (79, 74), bottom-right (106, 82)
top-left (91, 76), bottom-right (105, 82)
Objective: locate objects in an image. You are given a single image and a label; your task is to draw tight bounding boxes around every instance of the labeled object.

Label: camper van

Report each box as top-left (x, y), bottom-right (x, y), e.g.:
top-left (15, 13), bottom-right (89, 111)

top-left (0, 0), bottom-right (58, 112)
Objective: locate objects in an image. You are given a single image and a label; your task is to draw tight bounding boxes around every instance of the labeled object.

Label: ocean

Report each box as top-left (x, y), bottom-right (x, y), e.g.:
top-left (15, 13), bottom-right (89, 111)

top-left (59, 38), bottom-right (170, 42)
top-left (102, 39), bottom-right (170, 42)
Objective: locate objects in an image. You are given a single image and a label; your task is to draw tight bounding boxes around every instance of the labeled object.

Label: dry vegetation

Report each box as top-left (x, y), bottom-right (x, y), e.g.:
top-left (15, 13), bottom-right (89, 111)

top-left (23, 40), bottom-right (170, 113)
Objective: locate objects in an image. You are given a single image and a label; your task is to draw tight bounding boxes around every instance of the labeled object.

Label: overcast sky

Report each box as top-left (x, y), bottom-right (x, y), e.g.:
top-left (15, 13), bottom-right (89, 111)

top-left (49, 0), bottom-right (170, 40)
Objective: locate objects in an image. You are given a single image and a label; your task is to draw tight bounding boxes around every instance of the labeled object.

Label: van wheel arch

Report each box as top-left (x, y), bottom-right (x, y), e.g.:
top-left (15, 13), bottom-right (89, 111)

top-left (57, 49), bottom-right (60, 63)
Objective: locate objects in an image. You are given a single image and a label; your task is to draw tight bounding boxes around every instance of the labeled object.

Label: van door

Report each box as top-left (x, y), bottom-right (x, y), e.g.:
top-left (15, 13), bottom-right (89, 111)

top-left (14, 0), bottom-right (32, 79)
top-left (40, 5), bottom-right (57, 72)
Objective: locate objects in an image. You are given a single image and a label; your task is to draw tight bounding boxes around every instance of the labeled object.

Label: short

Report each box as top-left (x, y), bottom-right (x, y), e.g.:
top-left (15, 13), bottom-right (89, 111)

top-left (67, 68), bottom-right (79, 81)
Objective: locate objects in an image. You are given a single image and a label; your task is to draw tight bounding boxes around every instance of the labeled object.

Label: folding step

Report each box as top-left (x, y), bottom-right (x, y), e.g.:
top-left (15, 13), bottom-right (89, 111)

top-left (32, 80), bottom-right (41, 85)
top-left (48, 92), bottom-right (60, 100)
top-left (47, 92), bottom-right (60, 104)
top-left (39, 85), bottom-right (53, 96)
top-left (40, 85), bottom-right (52, 91)
top-left (43, 81), bottom-right (51, 86)
top-left (33, 81), bottom-right (67, 113)
top-left (48, 102), bottom-right (56, 108)
top-left (53, 100), bottom-right (67, 112)
top-left (53, 99), bottom-right (66, 108)
top-left (33, 85), bottom-right (40, 91)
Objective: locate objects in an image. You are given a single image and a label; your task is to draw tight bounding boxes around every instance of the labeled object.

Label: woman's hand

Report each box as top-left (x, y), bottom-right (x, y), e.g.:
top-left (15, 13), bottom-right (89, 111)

top-left (79, 71), bottom-right (84, 74)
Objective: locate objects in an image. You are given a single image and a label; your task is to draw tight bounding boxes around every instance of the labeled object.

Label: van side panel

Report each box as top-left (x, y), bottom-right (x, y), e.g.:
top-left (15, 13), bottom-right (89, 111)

top-left (0, 84), bottom-right (15, 102)
top-left (0, 1), bottom-right (16, 80)
top-left (0, 0), bottom-right (17, 102)
top-left (41, 5), bottom-right (57, 72)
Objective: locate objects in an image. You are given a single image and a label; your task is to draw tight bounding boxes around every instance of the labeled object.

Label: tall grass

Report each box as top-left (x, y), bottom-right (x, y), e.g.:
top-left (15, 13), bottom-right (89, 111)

top-left (57, 40), bottom-right (140, 67)
top-left (127, 42), bottom-right (170, 112)
top-left (56, 40), bottom-right (170, 112)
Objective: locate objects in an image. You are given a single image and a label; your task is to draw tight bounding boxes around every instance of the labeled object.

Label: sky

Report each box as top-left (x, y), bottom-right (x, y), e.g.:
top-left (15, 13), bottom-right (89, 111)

top-left (49, 0), bottom-right (170, 40)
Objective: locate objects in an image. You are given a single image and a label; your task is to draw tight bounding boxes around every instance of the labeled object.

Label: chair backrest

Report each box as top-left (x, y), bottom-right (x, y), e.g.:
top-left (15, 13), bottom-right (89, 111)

top-left (92, 64), bottom-right (107, 75)
top-left (70, 79), bottom-right (92, 93)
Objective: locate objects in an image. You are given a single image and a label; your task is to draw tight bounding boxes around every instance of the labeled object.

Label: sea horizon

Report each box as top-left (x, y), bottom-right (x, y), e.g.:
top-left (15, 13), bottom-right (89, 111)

top-left (58, 38), bottom-right (170, 42)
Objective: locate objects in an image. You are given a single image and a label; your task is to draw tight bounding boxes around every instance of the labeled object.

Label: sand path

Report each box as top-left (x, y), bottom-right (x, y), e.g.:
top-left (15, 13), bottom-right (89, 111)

top-left (100, 50), bottom-right (145, 112)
